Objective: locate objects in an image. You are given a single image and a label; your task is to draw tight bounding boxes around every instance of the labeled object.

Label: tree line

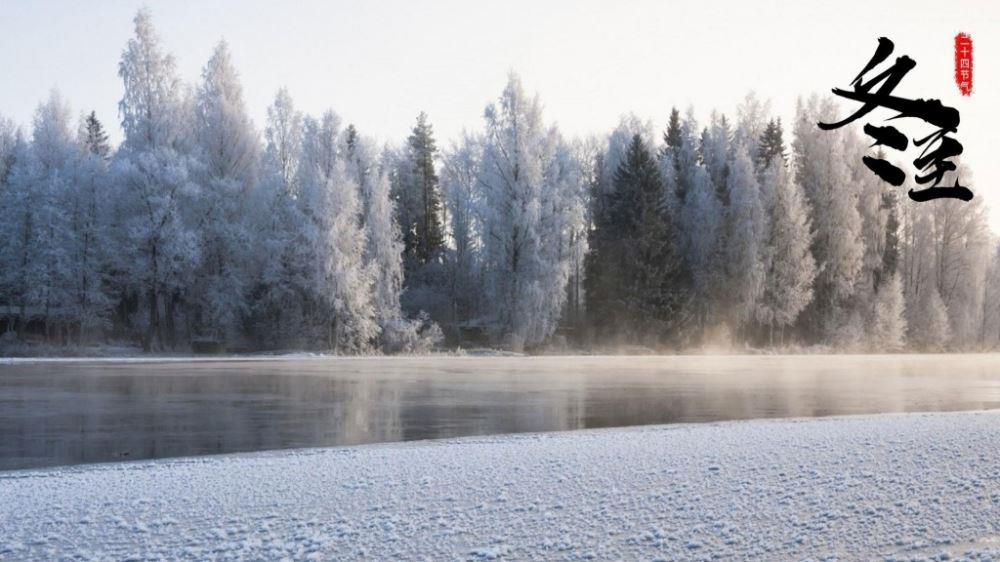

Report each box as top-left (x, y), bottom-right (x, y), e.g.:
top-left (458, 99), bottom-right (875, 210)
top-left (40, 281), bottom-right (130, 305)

top-left (1, 9), bottom-right (998, 353)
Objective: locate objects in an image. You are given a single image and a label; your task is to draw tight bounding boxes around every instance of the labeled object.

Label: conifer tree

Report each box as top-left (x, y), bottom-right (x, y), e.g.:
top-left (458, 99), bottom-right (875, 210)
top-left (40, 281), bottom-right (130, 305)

top-left (82, 112), bottom-right (111, 161)
top-left (405, 112), bottom-right (445, 266)
top-left (589, 134), bottom-right (680, 343)
top-left (756, 118), bottom-right (785, 171)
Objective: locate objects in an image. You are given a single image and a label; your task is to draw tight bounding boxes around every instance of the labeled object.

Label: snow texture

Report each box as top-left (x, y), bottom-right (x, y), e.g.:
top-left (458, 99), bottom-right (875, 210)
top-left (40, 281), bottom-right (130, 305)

top-left (1, 411), bottom-right (998, 561)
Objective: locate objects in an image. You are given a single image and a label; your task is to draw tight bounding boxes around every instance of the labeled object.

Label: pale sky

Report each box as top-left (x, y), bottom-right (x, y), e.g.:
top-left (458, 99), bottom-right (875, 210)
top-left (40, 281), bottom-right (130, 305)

top-left (3, 0), bottom-right (998, 228)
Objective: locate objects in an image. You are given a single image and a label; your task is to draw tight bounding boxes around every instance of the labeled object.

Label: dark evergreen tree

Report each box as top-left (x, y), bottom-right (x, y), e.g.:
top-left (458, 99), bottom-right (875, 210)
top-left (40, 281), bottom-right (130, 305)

top-left (586, 134), bottom-right (681, 344)
top-left (405, 112), bottom-right (444, 265)
top-left (756, 118), bottom-right (785, 171)
top-left (83, 111), bottom-right (111, 161)
top-left (344, 123), bottom-right (358, 156)
top-left (663, 107), bottom-right (682, 156)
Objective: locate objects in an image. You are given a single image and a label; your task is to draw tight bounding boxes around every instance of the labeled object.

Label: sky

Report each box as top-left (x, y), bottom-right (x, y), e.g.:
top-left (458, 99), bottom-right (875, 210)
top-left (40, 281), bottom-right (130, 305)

top-left (2, 0), bottom-right (998, 228)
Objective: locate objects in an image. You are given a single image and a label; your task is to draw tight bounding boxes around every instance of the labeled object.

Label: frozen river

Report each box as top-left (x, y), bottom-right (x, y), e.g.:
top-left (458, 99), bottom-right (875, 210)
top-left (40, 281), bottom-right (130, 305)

top-left (1, 354), bottom-right (999, 470)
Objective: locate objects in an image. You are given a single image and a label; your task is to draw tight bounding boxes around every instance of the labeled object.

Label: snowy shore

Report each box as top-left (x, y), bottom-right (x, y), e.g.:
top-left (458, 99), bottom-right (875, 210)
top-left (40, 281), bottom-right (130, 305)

top-left (2, 412), bottom-right (998, 561)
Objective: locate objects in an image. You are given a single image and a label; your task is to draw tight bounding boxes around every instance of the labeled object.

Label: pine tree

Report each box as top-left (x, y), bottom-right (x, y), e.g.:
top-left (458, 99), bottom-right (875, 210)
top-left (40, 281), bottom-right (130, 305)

top-left (663, 107), bottom-right (682, 156)
top-left (405, 112), bottom-right (445, 265)
top-left (589, 134), bottom-right (679, 343)
top-left (344, 124), bottom-right (359, 158)
top-left (756, 118), bottom-right (785, 171)
top-left (82, 112), bottom-right (111, 161)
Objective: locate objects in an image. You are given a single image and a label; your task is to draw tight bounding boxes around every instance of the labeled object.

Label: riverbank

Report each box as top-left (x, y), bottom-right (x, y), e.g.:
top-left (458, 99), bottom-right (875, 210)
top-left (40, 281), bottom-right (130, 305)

top-left (2, 411), bottom-right (998, 560)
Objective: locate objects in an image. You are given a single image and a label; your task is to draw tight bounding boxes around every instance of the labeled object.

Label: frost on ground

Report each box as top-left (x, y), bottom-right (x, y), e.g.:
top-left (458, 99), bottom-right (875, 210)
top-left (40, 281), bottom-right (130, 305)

top-left (1, 412), bottom-right (998, 561)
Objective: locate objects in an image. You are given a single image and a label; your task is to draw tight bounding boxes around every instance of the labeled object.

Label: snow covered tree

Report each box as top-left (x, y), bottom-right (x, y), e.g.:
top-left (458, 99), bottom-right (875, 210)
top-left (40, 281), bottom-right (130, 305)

top-left (908, 284), bottom-right (950, 350)
top-left (118, 9), bottom-right (184, 154)
top-left (297, 111), bottom-right (378, 352)
top-left (0, 92), bottom-right (79, 340)
top-left (735, 92), bottom-right (770, 163)
top-left (115, 8), bottom-right (199, 350)
top-left (679, 160), bottom-right (724, 337)
top-left (67, 111), bottom-right (115, 341)
top-left (756, 157), bottom-right (815, 345)
top-left (440, 133), bottom-right (484, 333)
top-left (982, 244), bottom-right (1000, 349)
top-left (703, 111), bottom-right (732, 206)
top-left (928, 185), bottom-right (991, 348)
top-left (195, 41), bottom-right (258, 184)
top-left (247, 89), bottom-right (306, 347)
top-left (364, 169), bottom-right (405, 345)
top-left (869, 273), bottom-right (906, 351)
top-left (264, 88), bottom-right (302, 194)
top-left (792, 96), bottom-right (864, 341)
top-left (190, 40), bottom-right (261, 343)
top-left (722, 142), bottom-right (765, 336)
top-left (478, 73), bottom-right (584, 350)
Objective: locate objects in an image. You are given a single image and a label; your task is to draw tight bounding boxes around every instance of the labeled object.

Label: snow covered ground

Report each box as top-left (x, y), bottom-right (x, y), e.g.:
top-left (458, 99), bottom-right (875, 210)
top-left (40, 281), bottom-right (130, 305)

top-left (1, 411), bottom-right (998, 561)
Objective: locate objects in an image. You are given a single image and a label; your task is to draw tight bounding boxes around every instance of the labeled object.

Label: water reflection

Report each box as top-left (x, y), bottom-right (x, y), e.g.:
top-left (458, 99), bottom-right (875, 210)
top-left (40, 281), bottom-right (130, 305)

top-left (1, 354), bottom-right (998, 470)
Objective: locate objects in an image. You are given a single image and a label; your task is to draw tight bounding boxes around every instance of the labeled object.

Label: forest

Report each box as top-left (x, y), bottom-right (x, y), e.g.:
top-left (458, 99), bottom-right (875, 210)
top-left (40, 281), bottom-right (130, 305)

top-left (1, 9), bottom-right (998, 354)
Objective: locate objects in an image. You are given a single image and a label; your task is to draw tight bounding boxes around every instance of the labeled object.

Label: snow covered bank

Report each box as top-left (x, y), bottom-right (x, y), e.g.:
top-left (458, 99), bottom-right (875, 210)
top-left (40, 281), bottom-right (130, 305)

top-left (2, 412), bottom-right (998, 561)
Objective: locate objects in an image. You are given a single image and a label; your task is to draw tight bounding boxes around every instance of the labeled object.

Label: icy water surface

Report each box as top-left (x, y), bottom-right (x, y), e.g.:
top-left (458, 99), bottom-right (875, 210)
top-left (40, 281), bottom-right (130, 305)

top-left (1, 354), bottom-right (998, 470)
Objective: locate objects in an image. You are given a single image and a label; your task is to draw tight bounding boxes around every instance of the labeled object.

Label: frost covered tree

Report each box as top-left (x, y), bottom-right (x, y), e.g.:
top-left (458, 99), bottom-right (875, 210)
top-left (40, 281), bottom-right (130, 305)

top-left (364, 169), bottom-right (406, 348)
top-left (869, 273), bottom-right (906, 351)
top-left (679, 159), bottom-right (723, 337)
top-left (735, 92), bottom-right (770, 164)
top-left (792, 96), bottom-right (864, 340)
top-left (115, 8), bottom-right (199, 350)
top-left (756, 157), bottom-right (815, 345)
top-left (929, 189), bottom-right (991, 348)
top-left (190, 40), bottom-right (260, 342)
top-left (722, 142), bottom-right (765, 336)
top-left (247, 88), bottom-right (307, 347)
top-left (440, 133), bottom-right (483, 332)
top-left (68, 111), bottom-right (115, 341)
top-left (264, 88), bottom-right (302, 194)
top-left (982, 245), bottom-right (1000, 349)
top-left (118, 9), bottom-right (184, 154)
top-left (3, 10), bottom-right (1000, 355)
top-left (702, 111), bottom-right (732, 206)
top-left (297, 112), bottom-right (378, 352)
top-left (0, 92), bottom-right (78, 340)
top-left (908, 283), bottom-right (950, 351)
top-left (478, 74), bottom-right (584, 350)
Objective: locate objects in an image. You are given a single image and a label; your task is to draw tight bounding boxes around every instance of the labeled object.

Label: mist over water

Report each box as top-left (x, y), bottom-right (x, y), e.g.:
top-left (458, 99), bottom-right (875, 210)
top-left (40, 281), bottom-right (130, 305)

top-left (1, 354), bottom-right (998, 471)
